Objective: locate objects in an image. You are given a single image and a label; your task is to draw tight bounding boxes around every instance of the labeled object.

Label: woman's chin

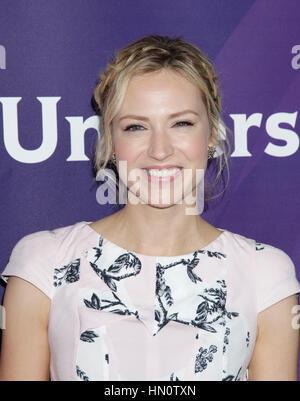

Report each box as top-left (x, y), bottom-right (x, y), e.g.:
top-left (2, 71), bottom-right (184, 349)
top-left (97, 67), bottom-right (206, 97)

top-left (135, 193), bottom-right (184, 208)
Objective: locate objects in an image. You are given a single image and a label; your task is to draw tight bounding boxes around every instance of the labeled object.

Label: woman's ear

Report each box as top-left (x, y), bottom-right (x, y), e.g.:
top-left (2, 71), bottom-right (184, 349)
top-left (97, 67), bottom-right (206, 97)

top-left (208, 127), bottom-right (219, 147)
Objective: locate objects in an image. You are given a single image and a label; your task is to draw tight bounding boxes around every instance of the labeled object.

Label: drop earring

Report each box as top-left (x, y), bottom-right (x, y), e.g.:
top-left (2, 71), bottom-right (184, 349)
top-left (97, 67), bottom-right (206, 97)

top-left (207, 146), bottom-right (216, 159)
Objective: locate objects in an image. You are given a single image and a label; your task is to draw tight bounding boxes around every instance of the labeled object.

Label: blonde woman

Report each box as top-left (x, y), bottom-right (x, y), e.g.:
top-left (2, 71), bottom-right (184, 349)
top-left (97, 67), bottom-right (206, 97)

top-left (1, 35), bottom-right (300, 381)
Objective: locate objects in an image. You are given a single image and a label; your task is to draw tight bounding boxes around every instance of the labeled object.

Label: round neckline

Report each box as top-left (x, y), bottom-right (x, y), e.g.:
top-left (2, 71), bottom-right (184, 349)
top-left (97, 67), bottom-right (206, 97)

top-left (82, 220), bottom-right (227, 259)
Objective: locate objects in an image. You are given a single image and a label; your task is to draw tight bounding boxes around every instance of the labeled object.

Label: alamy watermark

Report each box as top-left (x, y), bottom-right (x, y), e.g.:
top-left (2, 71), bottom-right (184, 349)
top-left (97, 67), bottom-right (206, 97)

top-left (291, 45), bottom-right (300, 70)
top-left (95, 161), bottom-right (205, 215)
top-left (0, 45), bottom-right (6, 70)
top-left (291, 304), bottom-right (300, 329)
top-left (0, 305), bottom-right (6, 329)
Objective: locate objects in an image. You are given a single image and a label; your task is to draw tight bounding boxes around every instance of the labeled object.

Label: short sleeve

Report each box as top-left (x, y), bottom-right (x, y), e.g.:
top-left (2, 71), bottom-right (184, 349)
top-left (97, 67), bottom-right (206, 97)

top-left (0, 230), bottom-right (58, 300)
top-left (253, 243), bottom-right (300, 313)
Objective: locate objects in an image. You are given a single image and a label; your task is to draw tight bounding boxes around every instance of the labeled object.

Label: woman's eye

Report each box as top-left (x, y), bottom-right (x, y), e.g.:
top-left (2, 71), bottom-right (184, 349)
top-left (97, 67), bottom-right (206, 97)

top-left (175, 121), bottom-right (194, 127)
top-left (124, 121), bottom-right (194, 131)
top-left (124, 124), bottom-right (144, 131)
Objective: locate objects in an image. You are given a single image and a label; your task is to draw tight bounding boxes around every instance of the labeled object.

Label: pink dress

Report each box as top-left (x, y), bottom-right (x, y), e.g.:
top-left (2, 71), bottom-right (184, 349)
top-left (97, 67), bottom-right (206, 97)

top-left (1, 220), bottom-right (300, 381)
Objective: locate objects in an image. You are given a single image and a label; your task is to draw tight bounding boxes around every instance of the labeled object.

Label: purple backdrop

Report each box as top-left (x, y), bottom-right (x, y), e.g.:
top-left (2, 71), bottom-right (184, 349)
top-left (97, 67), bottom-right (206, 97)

top-left (1, 0), bottom-right (300, 378)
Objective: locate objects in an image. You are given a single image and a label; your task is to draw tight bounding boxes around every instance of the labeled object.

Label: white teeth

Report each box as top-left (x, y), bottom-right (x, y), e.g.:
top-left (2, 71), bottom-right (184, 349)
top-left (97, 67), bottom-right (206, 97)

top-left (143, 168), bottom-right (181, 177)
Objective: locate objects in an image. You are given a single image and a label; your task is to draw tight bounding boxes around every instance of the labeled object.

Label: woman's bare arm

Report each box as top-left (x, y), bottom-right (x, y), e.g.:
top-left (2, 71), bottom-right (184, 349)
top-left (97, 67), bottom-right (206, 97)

top-left (248, 294), bottom-right (300, 381)
top-left (0, 276), bottom-right (51, 381)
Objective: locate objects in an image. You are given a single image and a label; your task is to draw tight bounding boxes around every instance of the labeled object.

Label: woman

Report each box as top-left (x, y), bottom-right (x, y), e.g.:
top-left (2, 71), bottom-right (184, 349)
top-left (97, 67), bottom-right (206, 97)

top-left (1, 35), bottom-right (300, 381)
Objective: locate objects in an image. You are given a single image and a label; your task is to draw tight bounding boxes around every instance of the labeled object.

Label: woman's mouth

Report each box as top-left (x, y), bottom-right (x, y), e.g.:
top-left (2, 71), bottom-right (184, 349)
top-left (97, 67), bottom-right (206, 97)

top-left (142, 167), bottom-right (183, 183)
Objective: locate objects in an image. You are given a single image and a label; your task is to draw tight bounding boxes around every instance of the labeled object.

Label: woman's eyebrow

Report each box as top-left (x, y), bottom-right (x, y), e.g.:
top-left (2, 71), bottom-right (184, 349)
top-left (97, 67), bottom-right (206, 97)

top-left (119, 109), bottom-right (199, 122)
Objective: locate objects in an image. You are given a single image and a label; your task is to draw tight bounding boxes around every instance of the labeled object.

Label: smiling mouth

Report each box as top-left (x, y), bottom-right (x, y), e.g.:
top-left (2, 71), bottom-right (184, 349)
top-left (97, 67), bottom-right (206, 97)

top-left (142, 167), bottom-right (183, 182)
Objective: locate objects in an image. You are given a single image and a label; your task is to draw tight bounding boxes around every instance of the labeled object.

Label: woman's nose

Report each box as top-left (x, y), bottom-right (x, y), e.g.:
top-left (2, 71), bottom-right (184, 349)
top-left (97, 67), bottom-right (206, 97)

top-left (147, 127), bottom-right (174, 160)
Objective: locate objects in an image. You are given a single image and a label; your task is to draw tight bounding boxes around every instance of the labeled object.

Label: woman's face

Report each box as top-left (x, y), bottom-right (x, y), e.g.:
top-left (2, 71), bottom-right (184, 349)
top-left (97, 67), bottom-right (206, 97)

top-left (112, 68), bottom-right (216, 209)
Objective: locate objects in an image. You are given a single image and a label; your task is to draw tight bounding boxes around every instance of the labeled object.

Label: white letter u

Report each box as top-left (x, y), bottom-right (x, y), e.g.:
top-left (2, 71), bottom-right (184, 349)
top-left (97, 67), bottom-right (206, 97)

top-left (0, 96), bottom-right (60, 163)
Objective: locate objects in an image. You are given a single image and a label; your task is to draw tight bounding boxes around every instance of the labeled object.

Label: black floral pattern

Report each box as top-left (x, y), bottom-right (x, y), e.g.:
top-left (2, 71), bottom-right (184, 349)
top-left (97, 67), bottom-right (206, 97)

top-left (92, 240), bottom-right (103, 262)
top-left (170, 372), bottom-right (180, 381)
top-left (222, 374), bottom-right (235, 381)
top-left (83, 291), bottom-right (139, 318)
top-left (80, 330), bottom-right (99, 343)
top-left (76, 365), bottom-right (89, 381)
top-left (246, 331), bottom-right (250, 347)
top-left (223, 327), bottom-right (230, 354)
top-left (222, 366), bottom-right (242, 381)
top-left (206, 251), bottom-right (226, 259)
top-left (255, 242), bottom-right (265, 251)
top-left (79, 235), bottom-right (250, 381)
top-left (89, 237), bottom-right (142, 292)
top-left (53, 258), bottom-right (80, 287)
top-left (195, 345), bottom-right (218, 373)
top-left (154, 252), bottom-right (230, 335)
top-left (86, 239), bottom-right (233, 336)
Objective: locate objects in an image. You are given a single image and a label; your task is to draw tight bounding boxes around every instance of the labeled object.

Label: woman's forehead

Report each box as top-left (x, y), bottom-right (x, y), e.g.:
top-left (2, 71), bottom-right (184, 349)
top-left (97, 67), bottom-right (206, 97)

top-left (121, 70), bottom-right (204, 108)
top-left (127, 68), bottom-right (194, 88)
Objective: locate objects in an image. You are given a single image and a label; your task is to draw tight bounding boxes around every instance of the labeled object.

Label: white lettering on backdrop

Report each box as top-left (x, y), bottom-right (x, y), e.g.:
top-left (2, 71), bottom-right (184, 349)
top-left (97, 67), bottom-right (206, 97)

top-left (65, 116), bottom-right (100, 161)
top-left (0, 97), bottom-right (61, 163)
top-left (0, 97), bottom-right (299, 163)
top-left (230, 112), bottom-right (299, 157)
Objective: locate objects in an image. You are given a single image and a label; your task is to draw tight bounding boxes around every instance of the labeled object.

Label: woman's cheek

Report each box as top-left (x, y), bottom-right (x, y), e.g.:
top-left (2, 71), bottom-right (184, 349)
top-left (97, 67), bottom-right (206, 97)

top-left (180, 138), bottom-right (208, 166)
top-left (115, 140), bottom-right (135, 163)
top-left (115, 144), bottom-right (142, 185)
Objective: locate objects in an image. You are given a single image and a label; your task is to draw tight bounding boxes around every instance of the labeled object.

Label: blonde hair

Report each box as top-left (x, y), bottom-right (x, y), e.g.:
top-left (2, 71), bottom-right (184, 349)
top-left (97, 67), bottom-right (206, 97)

top-left (93, 35), bottom-right (232, 205)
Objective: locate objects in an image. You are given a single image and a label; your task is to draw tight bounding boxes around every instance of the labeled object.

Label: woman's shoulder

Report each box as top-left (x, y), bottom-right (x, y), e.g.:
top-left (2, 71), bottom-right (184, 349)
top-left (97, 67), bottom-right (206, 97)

top-left (14, 220), bottom-right (93, 249)
top-left (223, 227), bottom-right (298, 275)
top-left (1, 221), bottom-right (92, 299)
top-left (222, 227), bottom-right (291, 260)
top-left (6, 221), bottom-right (89, 259)
top-left (222, 228), bottom-right (300, 313)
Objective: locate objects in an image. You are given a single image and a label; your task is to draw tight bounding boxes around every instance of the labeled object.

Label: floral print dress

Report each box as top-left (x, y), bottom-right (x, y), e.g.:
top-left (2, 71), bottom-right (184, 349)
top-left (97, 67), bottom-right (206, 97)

top-left (1, 220), bottom-right (300, 381)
